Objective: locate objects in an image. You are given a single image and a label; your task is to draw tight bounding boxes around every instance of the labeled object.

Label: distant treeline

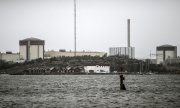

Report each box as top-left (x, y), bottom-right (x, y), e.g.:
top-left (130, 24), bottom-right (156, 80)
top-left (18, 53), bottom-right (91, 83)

top-left (0, 55), bottom-right (180, 75)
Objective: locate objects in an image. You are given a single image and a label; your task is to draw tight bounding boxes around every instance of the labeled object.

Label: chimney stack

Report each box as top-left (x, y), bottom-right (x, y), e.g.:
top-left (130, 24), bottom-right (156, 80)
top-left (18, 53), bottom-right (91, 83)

top-left (127, 19), bottom-right (130, 47)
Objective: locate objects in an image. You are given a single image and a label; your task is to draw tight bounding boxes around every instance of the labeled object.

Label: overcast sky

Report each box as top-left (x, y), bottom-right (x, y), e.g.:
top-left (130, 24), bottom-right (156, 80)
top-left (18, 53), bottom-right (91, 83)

top-left (0, 0), bottom-right (180, 58)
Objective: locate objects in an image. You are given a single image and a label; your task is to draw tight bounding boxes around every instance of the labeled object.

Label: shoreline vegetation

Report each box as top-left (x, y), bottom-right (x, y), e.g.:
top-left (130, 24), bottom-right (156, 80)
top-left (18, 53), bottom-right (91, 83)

top-left (0, 56), bottom-right (180, 75)
top-left (1, 73), bottom-right (180, 75)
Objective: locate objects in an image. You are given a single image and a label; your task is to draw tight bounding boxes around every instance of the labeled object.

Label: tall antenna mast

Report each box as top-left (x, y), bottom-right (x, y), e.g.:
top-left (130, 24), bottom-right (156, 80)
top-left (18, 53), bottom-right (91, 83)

top-left (74, 0), bottom-right (77, 56)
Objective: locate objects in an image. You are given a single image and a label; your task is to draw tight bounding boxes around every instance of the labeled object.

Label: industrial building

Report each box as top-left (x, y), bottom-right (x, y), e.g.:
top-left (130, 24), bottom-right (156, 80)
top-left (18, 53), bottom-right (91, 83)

top-left (0, 52), bottom-right (20, 63)
top-left (109, 19), bottom-right (135, 59)
top-left (19, 37), bottom-right (45, 61)
top-left (156, 44), bottom-right (177, 64)
top-left (109, 47), bottom-right (135, 58)
top-left (84, 65), bottom-right (110, 73)
top-left (44, 50), bottom-right (106, 58)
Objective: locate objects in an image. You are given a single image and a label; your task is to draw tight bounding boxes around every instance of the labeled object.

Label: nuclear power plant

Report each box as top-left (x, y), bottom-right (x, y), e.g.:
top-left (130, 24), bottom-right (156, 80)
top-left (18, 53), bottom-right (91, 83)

top-left (109, 19), bottom-right (135, 58)
top-left (0, 37), bottom-right (45, 62)
top-left (156, 44), bottom-right (177, 64)
top-left (19, 37), bottom-right (45, 61)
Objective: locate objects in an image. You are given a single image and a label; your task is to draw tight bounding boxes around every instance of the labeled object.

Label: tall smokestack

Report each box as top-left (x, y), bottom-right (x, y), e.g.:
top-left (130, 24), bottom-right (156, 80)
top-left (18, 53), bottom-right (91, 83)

top-left (127, 19), bottom-right (130, 47)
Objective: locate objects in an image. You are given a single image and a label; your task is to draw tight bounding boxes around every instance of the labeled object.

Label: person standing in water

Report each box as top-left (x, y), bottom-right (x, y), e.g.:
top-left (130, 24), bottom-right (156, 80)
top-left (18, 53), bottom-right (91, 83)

top-left (120, 74), bottom-right (126, 90)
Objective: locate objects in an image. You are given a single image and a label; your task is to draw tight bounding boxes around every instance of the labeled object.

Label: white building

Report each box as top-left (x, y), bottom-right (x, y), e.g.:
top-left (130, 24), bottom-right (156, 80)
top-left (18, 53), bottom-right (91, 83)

top-left (44, 50), bottom-right (106, 58)
top-left (84, 65), bottom-right (110, 73)
top-left (0, 52), bottom-right (20, 63)
top-left (109, 47), bottom-right (135, 58)
top-left (156, 44), bottom-right (177, 64)
top-left (19, 37), bottom-right (45, 61)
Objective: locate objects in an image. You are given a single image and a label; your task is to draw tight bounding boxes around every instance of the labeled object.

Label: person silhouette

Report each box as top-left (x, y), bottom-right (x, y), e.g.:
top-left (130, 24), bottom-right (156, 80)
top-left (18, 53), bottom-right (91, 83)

top-left (120, 74), bottom-right (126, 90)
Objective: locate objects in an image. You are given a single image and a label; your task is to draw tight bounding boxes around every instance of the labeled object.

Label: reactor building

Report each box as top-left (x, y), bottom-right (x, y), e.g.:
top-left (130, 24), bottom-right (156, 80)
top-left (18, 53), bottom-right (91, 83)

top-left (156, 44), bottom-right (177, 64)
top-left (19, 37), bottom-right (45, 61)
top-left (109, 19), bottom-right (135, 58)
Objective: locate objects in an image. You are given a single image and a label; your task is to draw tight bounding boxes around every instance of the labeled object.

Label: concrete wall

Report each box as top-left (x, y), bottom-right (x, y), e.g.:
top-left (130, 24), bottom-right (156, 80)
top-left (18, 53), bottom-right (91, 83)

top-left (39, 45), bottom-right (44, 59)
top-left (165, 51), bottom-right (175, 59)
top-left (30, 45), bottom-right (44, 60)
top-left (84, 66), bottom-right (110, 73)
top-left (30, 45), bottom-right (37, 60)
top-left (156, 51), bottom-right (164, 64)
top-left (20, 45), bottom-right (27, 60)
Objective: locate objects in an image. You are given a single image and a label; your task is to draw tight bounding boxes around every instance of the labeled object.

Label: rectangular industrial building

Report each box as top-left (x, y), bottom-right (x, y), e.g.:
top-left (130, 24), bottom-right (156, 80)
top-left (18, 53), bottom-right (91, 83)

top-left (19, 37), bottom-right (45, 61)
top-left (156, 44), bottom-right (177, 64)
top-left (0, 52), bottom-right (20, 63)
top-left (109, 47), bottom-right (135, 58)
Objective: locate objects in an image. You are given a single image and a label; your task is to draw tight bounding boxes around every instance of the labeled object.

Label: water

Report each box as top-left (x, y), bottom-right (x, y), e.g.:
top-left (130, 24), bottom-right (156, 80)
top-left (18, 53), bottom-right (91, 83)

top-left (0, 75), bottom-right (180, 108)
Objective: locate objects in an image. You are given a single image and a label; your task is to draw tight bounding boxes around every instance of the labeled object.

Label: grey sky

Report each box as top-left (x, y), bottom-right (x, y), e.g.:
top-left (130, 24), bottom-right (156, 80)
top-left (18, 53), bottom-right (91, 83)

top-left (0, 0), bottom-right (180, 58)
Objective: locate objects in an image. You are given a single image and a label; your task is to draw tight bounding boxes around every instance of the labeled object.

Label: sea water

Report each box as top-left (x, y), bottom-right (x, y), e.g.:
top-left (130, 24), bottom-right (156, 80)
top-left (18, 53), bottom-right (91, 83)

top-left (0, 75), bottom-right (180, 108)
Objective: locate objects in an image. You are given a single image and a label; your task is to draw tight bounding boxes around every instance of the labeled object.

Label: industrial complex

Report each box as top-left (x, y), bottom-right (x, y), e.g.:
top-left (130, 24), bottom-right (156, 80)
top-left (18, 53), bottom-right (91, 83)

top-left (109, 19), bottom-right (135, 59)
top-left (0, 18), bottom-right (179, 65)
top-left (0, 37), bottom-right (107, 63)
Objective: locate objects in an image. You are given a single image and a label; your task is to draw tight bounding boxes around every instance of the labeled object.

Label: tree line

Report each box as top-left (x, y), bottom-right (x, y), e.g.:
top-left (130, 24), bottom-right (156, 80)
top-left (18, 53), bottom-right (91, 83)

top-left (0, 55), bottom-right (180, 75)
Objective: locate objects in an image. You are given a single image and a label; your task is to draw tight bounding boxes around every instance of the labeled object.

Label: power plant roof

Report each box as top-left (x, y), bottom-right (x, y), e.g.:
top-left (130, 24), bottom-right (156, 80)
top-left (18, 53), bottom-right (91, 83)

top-left (19, 37), bottom-right (45, 45)
top-left (158, 44), bottom-right (176, 48)
top-left (157, 44), bottom-right (177, 51)
top-left (22, 37), bottom-right (42, 41)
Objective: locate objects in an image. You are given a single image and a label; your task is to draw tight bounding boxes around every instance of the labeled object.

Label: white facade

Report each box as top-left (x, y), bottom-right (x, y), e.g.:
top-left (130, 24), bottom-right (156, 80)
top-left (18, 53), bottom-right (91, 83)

top-left (84, 65), bottom-right (110, 73)
top-left (20, 44), bottom-right (44, 61)
top-left (29, 45), bottom-right (44, 60)
top-left (165, 51), bottom-right (175, 59)
top-left (156, 50), bottom-right (164, 64)
top-left (0, 53), bottom-right (20, 62)
top-left (109, 47), bottom-right (135, 58)
top-left (44, 51), bottom-right (106, 58)
top-left (19, 45), bottom-right (27, 60)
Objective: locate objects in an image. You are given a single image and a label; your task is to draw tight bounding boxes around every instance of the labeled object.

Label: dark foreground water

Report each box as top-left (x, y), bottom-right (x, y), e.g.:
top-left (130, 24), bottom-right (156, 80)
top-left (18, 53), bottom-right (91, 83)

top-left (0, 75), bottom-right (180, 108)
